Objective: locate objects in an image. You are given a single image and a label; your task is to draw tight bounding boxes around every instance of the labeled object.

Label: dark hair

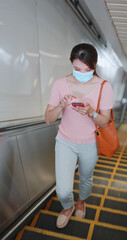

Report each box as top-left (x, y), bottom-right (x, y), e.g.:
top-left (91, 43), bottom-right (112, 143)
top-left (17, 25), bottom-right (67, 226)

top-left (70, 43), bottom-right (98, 71)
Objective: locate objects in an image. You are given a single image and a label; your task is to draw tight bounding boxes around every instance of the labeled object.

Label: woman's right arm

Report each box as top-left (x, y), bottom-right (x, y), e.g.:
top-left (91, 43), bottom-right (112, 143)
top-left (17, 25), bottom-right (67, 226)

top-left (45, 94), bottom-right (76, 124)
top-left (45, 103), bottom-right (63, 124)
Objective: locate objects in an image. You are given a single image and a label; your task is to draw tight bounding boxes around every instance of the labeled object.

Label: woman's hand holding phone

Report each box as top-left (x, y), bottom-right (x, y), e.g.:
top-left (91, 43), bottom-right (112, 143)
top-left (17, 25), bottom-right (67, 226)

top-left (60, 94), bottom-right (77, 109)
top-left (72, 102), bottom-right (95, 115)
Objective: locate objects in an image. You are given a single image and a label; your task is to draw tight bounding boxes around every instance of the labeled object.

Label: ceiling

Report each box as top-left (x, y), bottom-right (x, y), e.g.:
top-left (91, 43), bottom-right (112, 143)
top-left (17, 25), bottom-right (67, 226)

top-left (105, 0), bottom-right (127, 57)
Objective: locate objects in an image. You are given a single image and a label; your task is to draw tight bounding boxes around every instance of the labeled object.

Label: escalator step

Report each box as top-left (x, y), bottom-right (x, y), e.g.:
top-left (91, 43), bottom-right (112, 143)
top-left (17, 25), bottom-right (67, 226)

top-left (16, 226), bottom-right (77, 240)
top-left (113, 174), bottom-right (127, 181)
top-left (92, 225), bottom-right (127, 240)
top-left (99, 156), bottom-right (118, 161)
top-left (21, 228), bottom-right (64, 240)
top-left (93, 171), bottom-right (111, 179)
top-left (48, 199), bottom-right (96, 220)
top-left (95, 166), bottom-right (113, 172)
top-left (98, 210), bottom-right (127, 227)
top-left (74, 182), bottom-right (105, 195)
top-left (33, 211), bottom-right (90, 239)
top-left (97, 161), bottom-right (116, 167)
top-left (110, 181), bottom-right (127, 190)
top-left (74, 192), bottom-right (101, 206)
top-left (93, 178), bottom-right (109, 186)
top-left (108, 189), bottom-right (127, 200)
top-left (104, 198), bottom-right (127, 212)
top-left (120, 160), bottom-right (127, 164)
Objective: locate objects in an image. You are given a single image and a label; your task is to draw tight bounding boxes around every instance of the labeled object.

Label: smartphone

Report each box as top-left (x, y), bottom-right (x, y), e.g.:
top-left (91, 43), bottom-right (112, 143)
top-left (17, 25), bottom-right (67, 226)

top-left (72, 102), bottom-right (85, 107)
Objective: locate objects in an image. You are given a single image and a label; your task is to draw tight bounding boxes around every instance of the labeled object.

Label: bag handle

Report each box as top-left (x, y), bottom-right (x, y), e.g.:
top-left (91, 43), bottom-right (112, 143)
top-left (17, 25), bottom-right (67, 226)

top-left (95, 81), bottom-right (114, 129)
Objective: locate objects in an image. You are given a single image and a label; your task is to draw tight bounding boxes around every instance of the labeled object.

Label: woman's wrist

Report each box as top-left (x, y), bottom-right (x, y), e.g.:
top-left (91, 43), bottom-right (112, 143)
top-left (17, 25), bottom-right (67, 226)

top-left (88, 111), bottom-right (98, 118)
top-left (58, 102), bottom-right (63, 111)
top-left (88, 107), bottom-right (98, 118)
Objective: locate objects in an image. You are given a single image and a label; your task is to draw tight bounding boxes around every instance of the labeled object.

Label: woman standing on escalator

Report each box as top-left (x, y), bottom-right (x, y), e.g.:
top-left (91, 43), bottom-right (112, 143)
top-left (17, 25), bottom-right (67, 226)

top-left (45, 43), bottom-right (113, 228)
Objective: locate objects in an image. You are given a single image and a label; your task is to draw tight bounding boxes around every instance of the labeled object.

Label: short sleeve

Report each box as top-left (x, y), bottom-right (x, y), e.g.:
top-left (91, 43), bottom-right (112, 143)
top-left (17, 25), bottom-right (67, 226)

top-left (99, 82), bottom-right (114, 110)
top-left (48, 80), bottom-right (61, 106)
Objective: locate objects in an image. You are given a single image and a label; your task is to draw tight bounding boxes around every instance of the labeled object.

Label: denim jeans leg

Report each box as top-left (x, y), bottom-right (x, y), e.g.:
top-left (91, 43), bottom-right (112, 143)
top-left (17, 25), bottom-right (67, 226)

top-left (55, 136), bottom-right (77, 209)
top-left (78, 142), bottom-right (98, 200)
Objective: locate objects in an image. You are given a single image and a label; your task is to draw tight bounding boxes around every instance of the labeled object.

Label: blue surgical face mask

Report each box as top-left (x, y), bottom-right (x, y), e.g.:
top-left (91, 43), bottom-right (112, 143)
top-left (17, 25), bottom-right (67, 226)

top-left (73, 70), bottom-right (94, 83)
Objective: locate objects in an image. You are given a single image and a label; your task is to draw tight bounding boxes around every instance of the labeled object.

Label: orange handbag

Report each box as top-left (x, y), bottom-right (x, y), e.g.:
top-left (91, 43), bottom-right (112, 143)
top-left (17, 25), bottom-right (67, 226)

top-left (95, 80), bottom-right (120, 158)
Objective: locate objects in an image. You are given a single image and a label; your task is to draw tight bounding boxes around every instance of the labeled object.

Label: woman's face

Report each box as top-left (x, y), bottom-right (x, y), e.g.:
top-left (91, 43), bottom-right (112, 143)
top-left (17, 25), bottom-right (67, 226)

top-left (72, 59), bottom-right (93, 73)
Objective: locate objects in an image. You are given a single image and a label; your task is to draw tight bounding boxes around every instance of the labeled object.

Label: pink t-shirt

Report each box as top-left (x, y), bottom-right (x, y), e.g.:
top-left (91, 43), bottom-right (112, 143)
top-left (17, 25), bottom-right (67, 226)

top-left (48, 77), bottom-right (114, 144)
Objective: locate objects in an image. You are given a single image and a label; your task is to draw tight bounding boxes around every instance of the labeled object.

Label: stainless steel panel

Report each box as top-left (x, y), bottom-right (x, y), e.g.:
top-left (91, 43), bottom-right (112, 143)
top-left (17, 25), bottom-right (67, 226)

top-left (0, 136), bottom-right (29, 233)
top-left (17, 124), bottom-right (57, 200)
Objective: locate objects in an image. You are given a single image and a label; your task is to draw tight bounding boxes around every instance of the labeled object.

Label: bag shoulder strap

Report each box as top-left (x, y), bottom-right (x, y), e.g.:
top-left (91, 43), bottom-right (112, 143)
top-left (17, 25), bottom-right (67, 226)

top-left (96, 80), bottom-right (114, 120)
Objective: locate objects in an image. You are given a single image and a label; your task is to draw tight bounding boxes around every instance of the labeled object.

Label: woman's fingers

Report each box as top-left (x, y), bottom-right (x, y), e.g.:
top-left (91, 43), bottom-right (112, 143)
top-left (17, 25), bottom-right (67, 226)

top-left (61, 94), bottom-right (75, 108)
top-left (72, 106), bottom-right (86, 115)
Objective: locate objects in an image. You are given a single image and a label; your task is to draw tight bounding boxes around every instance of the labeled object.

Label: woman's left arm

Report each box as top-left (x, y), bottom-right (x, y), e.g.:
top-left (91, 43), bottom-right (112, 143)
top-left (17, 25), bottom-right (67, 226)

top-left (72, 103), bottom-right (111, 128)
top-left (90, 109), bottom-right (110, 128)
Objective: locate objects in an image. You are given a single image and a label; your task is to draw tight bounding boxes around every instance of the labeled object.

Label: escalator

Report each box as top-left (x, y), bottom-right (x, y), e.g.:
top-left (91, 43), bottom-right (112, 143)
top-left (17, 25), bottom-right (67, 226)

top-left (15, 123), bottom-right (127, 240)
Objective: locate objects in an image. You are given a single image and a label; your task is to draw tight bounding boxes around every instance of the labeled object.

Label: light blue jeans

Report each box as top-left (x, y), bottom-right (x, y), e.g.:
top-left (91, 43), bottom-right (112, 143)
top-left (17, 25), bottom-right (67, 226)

top-left (55, 135), bottom-right (98, 209)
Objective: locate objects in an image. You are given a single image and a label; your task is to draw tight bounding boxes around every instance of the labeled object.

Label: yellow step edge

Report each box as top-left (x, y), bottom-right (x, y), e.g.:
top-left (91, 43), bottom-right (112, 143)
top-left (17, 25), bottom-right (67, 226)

top-left (91, 192), bottom-right (127, 203)
top-left (111, 152), bottom-right (121, 155)
top-left (16, 225), bottom-right (84, 240)
top-left (93, 169), bottom-right (127, 178)
top-left (119, 159), bottom-right (127, 162)
top-left (87, 222), bottom-right (94, 240)
top-left (77, 162), bottom-right (127, 175)
top-left (98, 159), bottom-right (127, 166)
top-left (116, 163), bottom-right (127, 167)
top-left (117, 163), bottom-right (127, 167)
top-left (98, 158), bottom-right (118, 162)
top-left (108, 186), bottom-right (127, 193)
top-left (91, 137), bottom-right (125, 224)
top-left (73, 189), bottom-right (127, 201)
top-left (31, 196), bottom-right (55, 227)
top-left (34, 210), bottom-right (127, 232)
top-left (96, 163), bottom-right (127, 173)
top-left (101, 207), bottom-right (127, 215)
top-left (74, 179), bottom-right (127, 192)
top-left (74, 178), bottom-right (109, 186)
top-left (98, 156), bottom-right (121, 161)
top-left (33, 209), bottom-right (92, 225)
top-left (93, 175), bottom-right (110, 181)
top-left (52, 191), bottom-right (127, 203)
top-left (98, 159), bottom-right (117, 164)
top-left (96, 164), bottom-right (118, 170)
top-left (31, 210), bottom-right (42, 227)
top-left (93, 175), bottom-right (127, 184)
top-left (74, 182), bottom-right (127, 193)
top-left (75, 169), bottom-right (124, 176)
top-left (52, 197), bottom-right (99, 210)
top-left (96, 221), bottom-right (127, 232)
top-left (51, 197), bottom-right (127, 216)
top-left (45, 197), bottom-right (54, 210)
top-left (15, 226), bottom-right (26, 240)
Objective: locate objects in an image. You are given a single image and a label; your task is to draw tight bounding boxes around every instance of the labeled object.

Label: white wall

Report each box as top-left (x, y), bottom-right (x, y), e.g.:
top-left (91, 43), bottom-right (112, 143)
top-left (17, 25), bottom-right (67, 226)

top-left (0, 0), bottom-right (42, 125)
top-left (0, 0), bottom-right (125, 127)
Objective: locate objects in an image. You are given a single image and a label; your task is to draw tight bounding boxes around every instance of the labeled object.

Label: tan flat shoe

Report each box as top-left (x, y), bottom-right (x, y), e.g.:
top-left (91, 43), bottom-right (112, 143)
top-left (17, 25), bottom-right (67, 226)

top-left (56, 205), bottom-right (75, 228)
top-left (75, 202), bottom-right (86, 218)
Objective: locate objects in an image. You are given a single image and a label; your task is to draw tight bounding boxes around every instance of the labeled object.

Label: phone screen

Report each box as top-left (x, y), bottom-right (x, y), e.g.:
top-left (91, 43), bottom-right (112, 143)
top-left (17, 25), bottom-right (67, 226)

top-left (72, 102), bottom-right (85, 107)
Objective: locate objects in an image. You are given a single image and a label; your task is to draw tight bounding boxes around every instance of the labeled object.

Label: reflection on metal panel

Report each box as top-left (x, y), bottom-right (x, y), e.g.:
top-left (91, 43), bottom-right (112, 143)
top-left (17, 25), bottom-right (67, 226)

top-left (0, 136), bottom-right (29, 232)
top-left (17, 125), bottom-right (56, 199)
top-left (0, 122), bottom-right (58, 233)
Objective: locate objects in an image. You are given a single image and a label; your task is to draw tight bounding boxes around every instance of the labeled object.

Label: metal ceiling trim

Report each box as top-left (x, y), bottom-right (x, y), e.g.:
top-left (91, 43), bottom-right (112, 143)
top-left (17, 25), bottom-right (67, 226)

top-left (105, 0), bottom-right (127, 57)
